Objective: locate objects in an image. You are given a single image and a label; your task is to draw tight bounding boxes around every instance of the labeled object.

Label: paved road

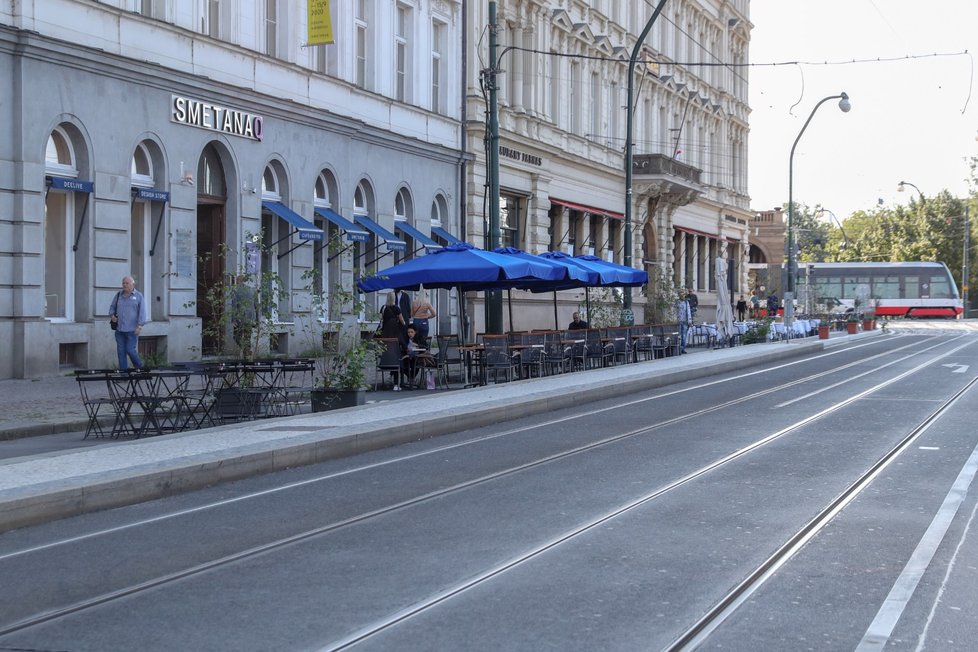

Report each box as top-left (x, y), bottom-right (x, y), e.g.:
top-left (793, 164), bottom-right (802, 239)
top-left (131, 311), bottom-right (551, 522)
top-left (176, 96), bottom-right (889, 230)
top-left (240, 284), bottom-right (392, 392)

top-left (2, 331), bottom-right (978, 650)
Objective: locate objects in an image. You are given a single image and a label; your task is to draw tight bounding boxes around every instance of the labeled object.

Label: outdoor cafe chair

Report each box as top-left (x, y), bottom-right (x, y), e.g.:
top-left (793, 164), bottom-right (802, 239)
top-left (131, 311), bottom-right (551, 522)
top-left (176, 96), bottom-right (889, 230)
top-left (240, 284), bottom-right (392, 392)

top-left (374, 338), bottom-right (403, 390)
top-left (481, 334), bottom-right (519, 383)
top-left (631, 325), bottom-right (655, 361)
top-left (75, 369), bottom-right (118, 439)
top-left (540, 331), bottom-right (571, 375)
top-left (584, 329), bottom-right (614, 369)
top-left (435, 334), bottom-right (464, 383)
top-left (604, 326), bottom-right (633, 366)
top-left (516, 332), bottom-right (546, 379)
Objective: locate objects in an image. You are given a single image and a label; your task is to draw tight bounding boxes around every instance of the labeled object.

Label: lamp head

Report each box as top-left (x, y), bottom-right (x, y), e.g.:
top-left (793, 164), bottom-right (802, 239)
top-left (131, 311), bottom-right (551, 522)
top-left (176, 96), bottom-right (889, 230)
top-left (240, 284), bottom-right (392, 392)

top-left (838, 92), bottom-right (851, 113)
top-left (897, 181), bottom-right (906, 193)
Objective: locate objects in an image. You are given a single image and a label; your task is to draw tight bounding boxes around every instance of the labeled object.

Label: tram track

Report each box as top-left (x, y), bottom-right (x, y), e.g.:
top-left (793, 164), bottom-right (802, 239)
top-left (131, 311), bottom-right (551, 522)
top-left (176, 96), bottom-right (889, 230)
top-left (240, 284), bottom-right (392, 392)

top-left (665, 373), bottom-right (978, 651)
top-left (1, 337), bottom-right (972, 642)
top-left (0, 332), bottom-right (940, 565)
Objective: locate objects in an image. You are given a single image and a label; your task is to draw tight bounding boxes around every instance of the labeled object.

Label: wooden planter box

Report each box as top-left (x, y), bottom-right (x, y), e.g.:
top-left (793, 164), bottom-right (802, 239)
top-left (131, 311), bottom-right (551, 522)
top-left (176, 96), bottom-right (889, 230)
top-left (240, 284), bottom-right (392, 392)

top-left (862, 319), bottom-right (875, 331)
top-left (818, 325), bottom-right (830, 340)
top-left (846, 322), bottom-right (859, 334)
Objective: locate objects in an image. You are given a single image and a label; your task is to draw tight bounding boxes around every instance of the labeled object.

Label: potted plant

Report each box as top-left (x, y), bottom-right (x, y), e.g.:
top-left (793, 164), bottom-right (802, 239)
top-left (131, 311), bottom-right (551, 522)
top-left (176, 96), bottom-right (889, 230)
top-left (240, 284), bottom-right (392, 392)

top-left (846, 313), bottom-right (860, 334)
top-left (817, 316), bottom-right (831, 340)
top-left (310, 330), bottom-right (381, 411)
top-left (863, 296), bottom-right (879, 331)
top-left (295, 269), bottom-right (384, 412)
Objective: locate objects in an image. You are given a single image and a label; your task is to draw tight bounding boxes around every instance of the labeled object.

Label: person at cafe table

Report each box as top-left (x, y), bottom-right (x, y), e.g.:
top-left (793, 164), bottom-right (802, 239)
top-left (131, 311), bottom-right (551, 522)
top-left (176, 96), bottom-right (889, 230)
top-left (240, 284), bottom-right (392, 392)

top-left (399, 324), bottom-right (433, 389)
top-left (568, 311), bottom-right (589, 330)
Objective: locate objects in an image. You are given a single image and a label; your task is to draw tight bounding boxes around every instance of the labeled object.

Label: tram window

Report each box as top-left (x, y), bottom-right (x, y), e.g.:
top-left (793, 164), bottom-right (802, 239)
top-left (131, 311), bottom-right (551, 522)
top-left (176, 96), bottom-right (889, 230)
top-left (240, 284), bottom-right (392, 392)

top-left (904, 276), bottom-right (920, 299)
top-left (843, 276), bottom-right (869, 298)
top-left (814, 275), bottom-right (842, 298)
top-left (930, 275), bottom-right (952, 298)
top-left (872, 275), bottom-right (900, 299)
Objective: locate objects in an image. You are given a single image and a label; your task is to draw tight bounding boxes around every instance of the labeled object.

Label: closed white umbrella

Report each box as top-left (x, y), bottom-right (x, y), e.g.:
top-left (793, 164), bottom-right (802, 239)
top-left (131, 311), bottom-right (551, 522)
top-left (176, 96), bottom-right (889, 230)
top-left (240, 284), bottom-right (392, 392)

top-left (715, 256), bottom-right (738, 347)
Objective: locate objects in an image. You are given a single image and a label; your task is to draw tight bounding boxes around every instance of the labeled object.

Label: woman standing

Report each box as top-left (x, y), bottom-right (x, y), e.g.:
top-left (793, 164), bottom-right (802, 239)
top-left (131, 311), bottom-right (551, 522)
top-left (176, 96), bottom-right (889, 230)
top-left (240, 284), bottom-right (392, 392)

top-left (410, 288), bottom-right (437, 342)
top-left (379, 291), bottom-right (405, 339)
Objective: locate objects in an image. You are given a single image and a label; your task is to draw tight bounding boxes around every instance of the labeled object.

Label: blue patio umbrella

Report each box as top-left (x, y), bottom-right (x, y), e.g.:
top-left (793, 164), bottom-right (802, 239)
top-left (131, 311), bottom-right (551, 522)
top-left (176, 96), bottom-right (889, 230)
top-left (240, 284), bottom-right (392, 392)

top-left (493, 247), bottom-right (593, 329)
top-left (491, 247), bottom-right (593, 329)
top-left (572, 254), bottom-right (649, 287)
top-left (537, 252), bottom-right (649, 324)
top-left (357, 243), bottom-right (567, 339)
top-left (357, 243), bottom-right (564, 293)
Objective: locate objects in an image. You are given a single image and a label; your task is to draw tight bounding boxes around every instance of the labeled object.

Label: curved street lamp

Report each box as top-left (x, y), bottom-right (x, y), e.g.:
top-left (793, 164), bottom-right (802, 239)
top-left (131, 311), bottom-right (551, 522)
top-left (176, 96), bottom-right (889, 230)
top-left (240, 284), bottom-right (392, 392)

top-left (786, 92), bottom-right (851, 327)
top-left (815, 206), bottom-right (850, 250)
top-left (897, 180), bottom-right (921, 197)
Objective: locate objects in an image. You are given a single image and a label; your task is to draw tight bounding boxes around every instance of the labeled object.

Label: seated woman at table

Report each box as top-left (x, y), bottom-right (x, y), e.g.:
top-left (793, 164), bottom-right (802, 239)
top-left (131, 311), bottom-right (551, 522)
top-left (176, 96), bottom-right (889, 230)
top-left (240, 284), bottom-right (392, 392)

top-left (400, 325), bottom-right (435, 388)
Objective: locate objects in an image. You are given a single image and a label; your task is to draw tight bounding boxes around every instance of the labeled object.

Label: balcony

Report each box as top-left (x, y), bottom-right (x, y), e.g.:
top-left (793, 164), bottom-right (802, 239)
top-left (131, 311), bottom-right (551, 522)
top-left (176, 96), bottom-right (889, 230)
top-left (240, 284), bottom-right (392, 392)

top-left (631, 154), bottom-right (703, 206)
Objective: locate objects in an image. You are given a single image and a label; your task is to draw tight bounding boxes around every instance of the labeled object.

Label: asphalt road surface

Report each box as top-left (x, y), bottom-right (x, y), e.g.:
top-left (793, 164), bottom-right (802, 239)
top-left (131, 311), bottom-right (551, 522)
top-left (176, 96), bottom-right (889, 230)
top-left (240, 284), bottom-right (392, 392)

top-left (1, 331), bottom-right (977, 651)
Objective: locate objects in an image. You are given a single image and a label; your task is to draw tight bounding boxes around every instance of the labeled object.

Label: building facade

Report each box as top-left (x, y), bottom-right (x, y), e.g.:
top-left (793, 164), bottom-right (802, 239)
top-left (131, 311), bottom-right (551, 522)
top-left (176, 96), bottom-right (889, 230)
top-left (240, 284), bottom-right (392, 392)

top-left (463, 0), bottom-right (752, 330)
top-left (0, 0), bottom-right (465, 378)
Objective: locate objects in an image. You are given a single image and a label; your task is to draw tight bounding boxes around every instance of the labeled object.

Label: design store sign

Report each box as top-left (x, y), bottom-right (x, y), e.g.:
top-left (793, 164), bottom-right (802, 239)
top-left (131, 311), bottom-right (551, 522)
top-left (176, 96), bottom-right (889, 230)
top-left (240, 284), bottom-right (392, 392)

top-left (171, 95), bottom-right (264, 141)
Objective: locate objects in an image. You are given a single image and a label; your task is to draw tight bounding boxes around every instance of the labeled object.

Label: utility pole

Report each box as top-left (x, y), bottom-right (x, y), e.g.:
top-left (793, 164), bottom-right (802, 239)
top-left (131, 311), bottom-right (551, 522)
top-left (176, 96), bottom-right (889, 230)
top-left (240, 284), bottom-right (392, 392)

top-left (623, 0), bottom-right (669, 326)
top-left (485, 1), bottom-right (503, 333)
top-left (963, 204), bottom-right (971, 317)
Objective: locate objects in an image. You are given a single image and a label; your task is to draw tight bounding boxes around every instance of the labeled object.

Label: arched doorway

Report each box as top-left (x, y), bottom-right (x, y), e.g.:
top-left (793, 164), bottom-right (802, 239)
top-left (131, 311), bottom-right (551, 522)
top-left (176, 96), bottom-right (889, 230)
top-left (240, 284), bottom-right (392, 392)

top-left (195, 144), bottom-right (228, 355)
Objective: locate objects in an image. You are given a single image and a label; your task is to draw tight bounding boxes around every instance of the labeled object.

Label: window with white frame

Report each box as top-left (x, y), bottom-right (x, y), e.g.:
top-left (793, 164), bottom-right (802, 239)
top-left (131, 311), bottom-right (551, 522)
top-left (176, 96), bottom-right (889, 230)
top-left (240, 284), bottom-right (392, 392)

top-left (264, 0), bottom-right (278, 57)
top-left (609, 82), bottom-right (619, 146)
top-left (393, 187), bottom-right (413, 263)
top-left (431, 20), bottom-right (445, 113)
top-left (134, 0), bottom-right (165, 20)
top-left (590, 71), bottom-right (601, 139)
top-left (549, 52), bottom-right (560, 126)
top-left (355, 0), bottom-right (369, 89)
top-left (130, 143), bottom-right (155, 320)
top-left (202, 0), bottom-right (220, 38)
top-left (260, 165), bottom-right (290, 322)
top-left (569, 62), bottom-right (580, 134)
top-left (44, 128), bottom-right (78, 321)
top-left (353, 181), bottom-right (374, 320)
top-left (394, 3), bottom-right (411, 102)
top-left (499, 194), bottom-right (520, 249)
top-left (313, 171), bottom-right (341, 320)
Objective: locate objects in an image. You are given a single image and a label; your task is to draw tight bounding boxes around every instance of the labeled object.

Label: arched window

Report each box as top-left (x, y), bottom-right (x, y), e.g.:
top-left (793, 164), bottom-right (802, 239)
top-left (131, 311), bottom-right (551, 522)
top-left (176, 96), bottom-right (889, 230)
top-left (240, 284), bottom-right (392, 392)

top-left (260, 163), bottom-right (290, 321)
top-left (130, 141), bottom-right (165, 320)
top-left (44, 127), bottom-right (80, 320)
top-left (312, 171), bottom-right (341, 319)
top-left (131, 143), bottom-right (154, 187)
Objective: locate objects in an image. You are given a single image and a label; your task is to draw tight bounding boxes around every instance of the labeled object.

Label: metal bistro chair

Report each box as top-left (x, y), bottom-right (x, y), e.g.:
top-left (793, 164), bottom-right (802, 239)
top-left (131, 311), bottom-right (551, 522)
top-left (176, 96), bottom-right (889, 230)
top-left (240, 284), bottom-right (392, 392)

top-left (605, 326), bottom-right (633, 366)
top-left (374, 338), bottom-right (403, 390)
top-left (518, 331), bottom-right (546, 379)
top-left (481, 334), bottom-right (520, 383)
top-left (584, 328), bottom-right (614, 369)
top-left (541, 330), bottom-right (571, 375)
top-left (435, 334), bottom-right (464, 384)
top-left (75, 369), bottom-right (117, 438)
top-left (631, 324), bottom-right (654, 361)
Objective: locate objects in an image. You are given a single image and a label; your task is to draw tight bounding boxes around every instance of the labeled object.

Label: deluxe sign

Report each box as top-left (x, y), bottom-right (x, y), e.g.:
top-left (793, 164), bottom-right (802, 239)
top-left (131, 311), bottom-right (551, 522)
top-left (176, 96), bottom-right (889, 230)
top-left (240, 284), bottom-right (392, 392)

top-left (171, 95), bottom-right (264, 141)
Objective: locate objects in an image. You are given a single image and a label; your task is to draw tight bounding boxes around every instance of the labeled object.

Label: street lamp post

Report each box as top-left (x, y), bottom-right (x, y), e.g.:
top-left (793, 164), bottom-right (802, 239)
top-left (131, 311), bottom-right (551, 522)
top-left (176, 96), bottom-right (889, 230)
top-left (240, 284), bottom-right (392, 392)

top-left (623, 0), bottom-right (669, 325)
top-left (897, 180), bottom-right (922, 197)
top-left (786, 92), bottom-right (851, 328)
top-left (898, 180), bottom-right (969, 318)
top-left (814, 206), bottom-right (850, 250)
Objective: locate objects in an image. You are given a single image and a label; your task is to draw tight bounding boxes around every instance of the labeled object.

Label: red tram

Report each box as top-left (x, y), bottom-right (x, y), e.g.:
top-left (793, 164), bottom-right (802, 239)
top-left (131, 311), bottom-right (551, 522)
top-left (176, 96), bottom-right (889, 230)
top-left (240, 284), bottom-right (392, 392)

top-left (801, 262), bottom-right (963, 319)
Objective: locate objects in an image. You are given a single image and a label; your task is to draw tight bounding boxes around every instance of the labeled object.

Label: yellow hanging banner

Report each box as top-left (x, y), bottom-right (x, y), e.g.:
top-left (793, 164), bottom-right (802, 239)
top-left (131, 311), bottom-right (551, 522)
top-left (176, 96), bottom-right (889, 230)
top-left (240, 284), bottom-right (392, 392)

top-left (307, 0), bottom-right (334, 45)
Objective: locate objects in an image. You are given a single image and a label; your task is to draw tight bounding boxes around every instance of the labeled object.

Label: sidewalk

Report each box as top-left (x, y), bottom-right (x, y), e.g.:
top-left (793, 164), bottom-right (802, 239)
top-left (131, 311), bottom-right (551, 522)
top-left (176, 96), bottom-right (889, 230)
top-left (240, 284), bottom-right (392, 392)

top-left (0, 333), bottom-right (872, 532)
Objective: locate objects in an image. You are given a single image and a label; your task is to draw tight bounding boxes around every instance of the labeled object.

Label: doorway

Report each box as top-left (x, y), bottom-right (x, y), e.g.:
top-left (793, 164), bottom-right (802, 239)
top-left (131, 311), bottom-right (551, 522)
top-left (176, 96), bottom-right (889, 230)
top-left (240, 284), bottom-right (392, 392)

top-left (196, 201), bottom-right (225, 355)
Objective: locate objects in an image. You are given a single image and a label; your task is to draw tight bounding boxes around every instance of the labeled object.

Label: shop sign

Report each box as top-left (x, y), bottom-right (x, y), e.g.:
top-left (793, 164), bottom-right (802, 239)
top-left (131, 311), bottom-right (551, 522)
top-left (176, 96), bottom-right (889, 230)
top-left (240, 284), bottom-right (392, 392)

top-left (499, 145), bottom-right (543, 167)
top-left (171, 95), bottom-right (264, 141)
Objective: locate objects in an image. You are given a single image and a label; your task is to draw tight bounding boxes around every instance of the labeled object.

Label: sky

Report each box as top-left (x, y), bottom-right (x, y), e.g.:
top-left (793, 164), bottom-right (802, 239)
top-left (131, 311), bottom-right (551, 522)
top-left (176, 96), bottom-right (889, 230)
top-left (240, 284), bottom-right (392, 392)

top-left (747, 0), bottom-right (978, 220)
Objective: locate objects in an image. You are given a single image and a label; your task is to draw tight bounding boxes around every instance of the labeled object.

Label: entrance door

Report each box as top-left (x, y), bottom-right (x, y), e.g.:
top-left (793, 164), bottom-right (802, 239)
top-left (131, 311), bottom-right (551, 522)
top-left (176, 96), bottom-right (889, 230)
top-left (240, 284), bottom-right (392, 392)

top-left (197, 203), bottom-right (225, 355)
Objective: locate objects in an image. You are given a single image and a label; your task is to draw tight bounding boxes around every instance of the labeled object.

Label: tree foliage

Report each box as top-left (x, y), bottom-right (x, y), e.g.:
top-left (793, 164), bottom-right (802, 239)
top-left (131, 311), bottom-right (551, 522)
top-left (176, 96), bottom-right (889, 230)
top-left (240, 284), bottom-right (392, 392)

top-left (787, 161), bottom-right (977, 316)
